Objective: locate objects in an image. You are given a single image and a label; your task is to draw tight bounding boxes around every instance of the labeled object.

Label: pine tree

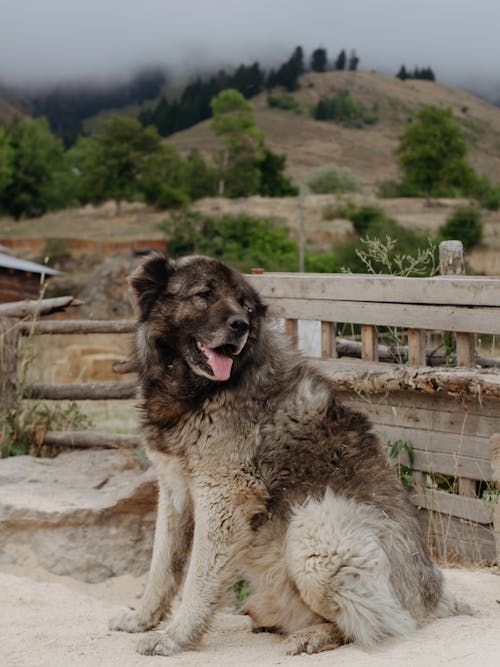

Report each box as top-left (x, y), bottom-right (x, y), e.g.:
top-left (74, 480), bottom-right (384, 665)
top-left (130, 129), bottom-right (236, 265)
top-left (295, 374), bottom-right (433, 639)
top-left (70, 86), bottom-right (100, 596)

top-left (311, 48), bottom-right (327, 73)
top-left (335, 49), bottom-right (346, 71)
top-left (348, 50), bottom-right (360, 71)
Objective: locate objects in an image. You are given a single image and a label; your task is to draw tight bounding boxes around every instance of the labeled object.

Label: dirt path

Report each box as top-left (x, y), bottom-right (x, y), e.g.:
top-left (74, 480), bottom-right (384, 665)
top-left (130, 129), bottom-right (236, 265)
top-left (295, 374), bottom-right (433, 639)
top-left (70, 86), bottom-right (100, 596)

top-left (1, 564), bottom-right (499, 666)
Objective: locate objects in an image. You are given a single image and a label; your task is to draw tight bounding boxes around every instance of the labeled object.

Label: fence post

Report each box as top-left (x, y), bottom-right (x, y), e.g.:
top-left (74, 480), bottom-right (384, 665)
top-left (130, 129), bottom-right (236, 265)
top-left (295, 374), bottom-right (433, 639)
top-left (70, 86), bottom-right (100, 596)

top-left (439, 240), bottom-right (475, 367)
top-left (361, 325), bottom-right (379, 362)
top-left (0, 317), bottom-right (19, 419)
top-left (489, 434), bottom-right (500, 564)
top-left (321, 321), bottom-right (337, 359)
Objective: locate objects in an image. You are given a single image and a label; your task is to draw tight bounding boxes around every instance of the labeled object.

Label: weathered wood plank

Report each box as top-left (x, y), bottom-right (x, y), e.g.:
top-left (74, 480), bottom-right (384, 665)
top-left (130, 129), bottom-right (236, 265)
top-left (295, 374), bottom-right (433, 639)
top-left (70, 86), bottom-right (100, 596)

top-left (0, 317), bottom-right (19, 414)
top-left (338, 394), bottom-right (500, 439)
top-left (23, 380), bottom-right (137, 400)
top-left (375, 422), bottom-right (491, 461)
top-left (422, 511), bottom-right (497, 564)
top-left (17, 319), bottom-right (136, 335)
top-left (411, 488), bottom-right (493, 524)
top-left (318, 359), bottom-right (500, 399)
top-left (0, 296), bottom-right (75, 317)
top-left (247, 273), bottom-right (500, 308)
top-left (285, 318), bottom-right (298, 348)
top-left (42, 430), bottom-right (141, 449)
top-left (266, 298), bottom-right (500, 334)
top-left (321, 321), bottom-right (337, 359)
top-left (361, 325), bottom-right (378, 362)
top-left (456, 332), bottom-right (475, 366)
top-left (408, 328), bottom-right (426, 366)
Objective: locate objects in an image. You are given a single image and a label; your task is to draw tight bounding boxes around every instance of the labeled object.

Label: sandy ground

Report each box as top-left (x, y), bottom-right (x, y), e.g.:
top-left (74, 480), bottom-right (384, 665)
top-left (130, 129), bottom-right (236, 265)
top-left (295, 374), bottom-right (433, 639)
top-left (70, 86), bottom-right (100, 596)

top-left (1, 563), bottom-right (499, 667)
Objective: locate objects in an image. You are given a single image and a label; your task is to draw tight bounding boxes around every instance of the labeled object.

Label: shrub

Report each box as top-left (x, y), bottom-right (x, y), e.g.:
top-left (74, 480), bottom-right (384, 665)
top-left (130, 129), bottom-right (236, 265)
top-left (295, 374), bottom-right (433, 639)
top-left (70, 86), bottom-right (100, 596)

top-left (267, 93), bottom-right (300, 112)
top-left (438, 207), bottom-right (483, 249)
top-left (307, 166), bottom-right (362, 194)
top-left (162, 211), bottom-right (299, 272)
top-left (349, 206), bottom-right (386, 234)
top-left (313, 90), bottom-right (378, 127)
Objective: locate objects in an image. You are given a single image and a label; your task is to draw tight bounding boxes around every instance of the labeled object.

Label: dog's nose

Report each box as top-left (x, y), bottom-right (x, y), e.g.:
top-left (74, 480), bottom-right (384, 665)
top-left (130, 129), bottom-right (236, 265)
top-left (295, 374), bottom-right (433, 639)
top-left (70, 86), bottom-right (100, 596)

top-left (228, 315), bottom-right (249, 334)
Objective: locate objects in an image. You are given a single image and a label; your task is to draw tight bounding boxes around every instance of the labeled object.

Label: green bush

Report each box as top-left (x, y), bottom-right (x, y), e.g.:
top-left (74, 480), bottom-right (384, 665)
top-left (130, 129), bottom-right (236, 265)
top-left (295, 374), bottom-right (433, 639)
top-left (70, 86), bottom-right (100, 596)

top-left (267, 93), bottom-right (300, 112)
top-left (162, 211), bottom-right (298, 272)
top-left (349, 206), bottom-right (386, 234)
top-left (307, 166), bottom-right (362, 194)
top-left (313, 90), bottom-right (378, 127)
top-left (439, 207), bottom-right (483, 249)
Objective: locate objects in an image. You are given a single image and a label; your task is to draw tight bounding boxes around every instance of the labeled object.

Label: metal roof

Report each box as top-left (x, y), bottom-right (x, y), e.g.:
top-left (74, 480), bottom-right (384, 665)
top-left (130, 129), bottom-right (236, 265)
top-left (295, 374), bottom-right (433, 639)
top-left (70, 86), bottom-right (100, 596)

top-left (0, 252), bottom-right (62, 276)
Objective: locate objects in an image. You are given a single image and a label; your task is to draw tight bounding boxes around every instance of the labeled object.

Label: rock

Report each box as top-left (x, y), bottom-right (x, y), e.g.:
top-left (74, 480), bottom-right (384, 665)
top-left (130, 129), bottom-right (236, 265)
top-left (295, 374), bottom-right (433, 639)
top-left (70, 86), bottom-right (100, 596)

top-left (0, 449), bottom-right (157, 582)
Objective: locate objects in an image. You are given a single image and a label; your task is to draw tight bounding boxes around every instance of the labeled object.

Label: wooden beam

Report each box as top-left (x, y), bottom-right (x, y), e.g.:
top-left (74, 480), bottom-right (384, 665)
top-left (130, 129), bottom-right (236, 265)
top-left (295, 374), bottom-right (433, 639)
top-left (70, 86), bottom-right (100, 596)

top-left (411, 488), bottom-right (493, 524)
top-left (0, 296), bottom-right (74, 317)
top-left (0, 317), bottom-right (19, 415)
top-left (361, 325), bottom-right (379, 362)
top-left (321, 321), bottom-right (337, 359)
top-left (42, 430), bottom-right (141, 449)
top-left (23, 380), bottom-right (137, 400)
top-left (247, 273), bottom-right (500, 308)
top-left (17, 319), bottom-right (136, 335)
top-left (266, 298), bottom-right (500, 335)
top-left (285, 318), bottom-right (298, 348)
top-left (408, 328), bottom-right (426, 366)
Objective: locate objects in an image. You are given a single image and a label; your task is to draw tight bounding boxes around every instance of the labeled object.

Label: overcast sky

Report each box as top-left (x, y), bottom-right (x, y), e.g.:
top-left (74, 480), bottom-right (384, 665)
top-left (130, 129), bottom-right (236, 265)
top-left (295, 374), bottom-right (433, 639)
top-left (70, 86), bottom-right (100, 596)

top-left (1, 0), bottom-right (499, 90)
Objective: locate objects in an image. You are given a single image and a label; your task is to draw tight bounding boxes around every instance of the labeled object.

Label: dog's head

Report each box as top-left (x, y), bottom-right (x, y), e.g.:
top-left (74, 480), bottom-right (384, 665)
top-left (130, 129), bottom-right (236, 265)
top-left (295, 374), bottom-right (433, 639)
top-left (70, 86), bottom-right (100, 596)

top-left (130, 254), bottom-right (267, 383)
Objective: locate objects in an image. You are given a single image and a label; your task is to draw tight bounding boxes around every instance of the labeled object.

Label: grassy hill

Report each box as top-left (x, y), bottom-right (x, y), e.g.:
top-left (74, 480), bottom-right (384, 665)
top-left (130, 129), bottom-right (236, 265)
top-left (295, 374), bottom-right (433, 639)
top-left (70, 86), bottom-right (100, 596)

top-left (167, 70), bottom-right (500, 191)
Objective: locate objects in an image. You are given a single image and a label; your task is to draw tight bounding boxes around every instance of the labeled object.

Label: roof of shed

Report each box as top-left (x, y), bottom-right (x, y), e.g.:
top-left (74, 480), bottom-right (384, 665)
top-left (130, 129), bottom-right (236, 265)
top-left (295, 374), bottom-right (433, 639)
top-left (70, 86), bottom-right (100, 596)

top-left (0, 252), bottom-right (61, 276)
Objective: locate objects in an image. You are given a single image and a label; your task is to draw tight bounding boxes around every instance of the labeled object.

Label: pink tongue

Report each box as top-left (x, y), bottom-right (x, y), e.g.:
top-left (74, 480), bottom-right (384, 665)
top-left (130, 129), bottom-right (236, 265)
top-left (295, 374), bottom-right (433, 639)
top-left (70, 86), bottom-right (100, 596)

top-left (201, 344), bottom-right (233, 380)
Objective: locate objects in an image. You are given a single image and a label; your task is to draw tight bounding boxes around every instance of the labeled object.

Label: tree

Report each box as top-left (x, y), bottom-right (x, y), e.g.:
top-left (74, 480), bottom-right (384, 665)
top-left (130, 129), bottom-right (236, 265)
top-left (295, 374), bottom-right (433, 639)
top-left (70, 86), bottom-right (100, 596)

top-left (72, 116), bottom-right (162, 212)
top-left (397, 106), bottom-right (476, 197)
top-left (335, 49), bottom-right (346, 71)
top-left (2, 118), bottom-right (70, 219)
top-left (396, 65), bottom-right (408, 80)
top-left (348, 50), bottom-right (360, 71)
top-left (211, 89), bottom-right (263, 196)
top-left (257, 148), bottom-right (298, 197)
top-left (311, 48), bottom-right (327, 72)
top-left (0, 126), bottom-right (13, 201)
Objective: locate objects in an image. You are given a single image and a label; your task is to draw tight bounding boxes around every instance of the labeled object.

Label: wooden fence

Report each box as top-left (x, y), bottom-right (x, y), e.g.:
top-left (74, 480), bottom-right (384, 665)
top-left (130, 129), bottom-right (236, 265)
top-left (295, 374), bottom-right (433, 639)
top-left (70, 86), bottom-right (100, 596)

top-left (0, 248), bottom-right (499, 564)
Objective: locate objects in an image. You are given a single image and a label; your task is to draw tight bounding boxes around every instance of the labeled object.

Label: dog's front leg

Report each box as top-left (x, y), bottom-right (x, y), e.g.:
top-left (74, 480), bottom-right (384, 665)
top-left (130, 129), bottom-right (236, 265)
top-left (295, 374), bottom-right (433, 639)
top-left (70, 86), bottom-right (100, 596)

top-left (137, 478), bottom-right (264, 656)
top-left (109, 455), bottom-right (193, 633)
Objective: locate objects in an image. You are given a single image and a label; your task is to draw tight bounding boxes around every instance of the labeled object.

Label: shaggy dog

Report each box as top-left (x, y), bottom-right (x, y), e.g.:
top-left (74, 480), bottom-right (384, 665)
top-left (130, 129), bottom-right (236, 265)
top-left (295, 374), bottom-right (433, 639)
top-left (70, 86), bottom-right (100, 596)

top-left (110, 253), bottom-right (464, 656)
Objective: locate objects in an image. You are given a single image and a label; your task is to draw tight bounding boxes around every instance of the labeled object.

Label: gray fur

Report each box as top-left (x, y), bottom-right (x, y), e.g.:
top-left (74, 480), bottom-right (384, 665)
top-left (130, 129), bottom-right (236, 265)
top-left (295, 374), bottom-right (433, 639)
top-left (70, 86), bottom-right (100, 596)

top-left (109, 254), bottom-right (463, 656)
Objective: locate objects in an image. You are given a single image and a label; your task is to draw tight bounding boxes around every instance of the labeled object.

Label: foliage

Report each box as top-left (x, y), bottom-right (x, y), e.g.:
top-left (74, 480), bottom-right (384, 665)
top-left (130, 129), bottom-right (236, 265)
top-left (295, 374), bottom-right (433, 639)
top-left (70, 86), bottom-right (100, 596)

top-left (211, 89), bottom-right (263, 198)
top-left (257, 148), bottom-right (298, 197)
top-left (470, 176), bottom-right (500, 211)
top-left (0, 125), bottom-right (13, 197)
top-left (307, 166), bottom-right (362, 194)
top-left (162, 211), bottom-right (298, 272)
top-left (267, 46), bottom-right (304, 92)
top-left (70, 116), bottom-right (162, 209)
top-left (138, 145), bottom-right (217, 209)
top-left (438, 206), bottom-right (483, 249)
top-left (266, 93), bottom-right (300, 112)
top-left (306, 207), bottom-right (438, 276)
top-left (313, 90), bottom-right (378, 127)
top-left (1, 401), bottom-right (93, 458)
top-left (311, 48), bottom-right (327, 72)
top-left (396, 66), bottom-right (435, 81)
top-left (348, 205), bottom-right (386, 234)
top-left (334, 49), bottom-right (347, 71)
top-left (0, 117), bottom-right (72, 218)
top-left (388, 440), bottom-right (414, 489)
top-left (397, 106), bottom-right (476, 197)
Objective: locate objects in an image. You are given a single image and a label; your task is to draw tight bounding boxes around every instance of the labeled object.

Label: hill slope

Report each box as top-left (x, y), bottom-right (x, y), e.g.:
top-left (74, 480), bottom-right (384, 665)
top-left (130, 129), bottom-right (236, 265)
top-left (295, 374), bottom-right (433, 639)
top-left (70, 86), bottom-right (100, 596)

top-left (168, 70), bottom-right (500, 190)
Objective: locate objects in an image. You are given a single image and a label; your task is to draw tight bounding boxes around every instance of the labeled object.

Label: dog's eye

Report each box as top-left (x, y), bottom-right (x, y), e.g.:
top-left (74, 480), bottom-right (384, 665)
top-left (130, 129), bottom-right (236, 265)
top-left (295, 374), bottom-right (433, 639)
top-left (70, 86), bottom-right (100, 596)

top-left (239, 297), bottom-right (253, 313)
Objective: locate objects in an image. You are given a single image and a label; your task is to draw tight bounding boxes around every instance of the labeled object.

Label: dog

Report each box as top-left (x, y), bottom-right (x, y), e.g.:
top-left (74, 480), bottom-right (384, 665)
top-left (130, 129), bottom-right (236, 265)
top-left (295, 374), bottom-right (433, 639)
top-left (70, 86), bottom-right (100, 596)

top-left (109, 253), bottom-right (464, 656)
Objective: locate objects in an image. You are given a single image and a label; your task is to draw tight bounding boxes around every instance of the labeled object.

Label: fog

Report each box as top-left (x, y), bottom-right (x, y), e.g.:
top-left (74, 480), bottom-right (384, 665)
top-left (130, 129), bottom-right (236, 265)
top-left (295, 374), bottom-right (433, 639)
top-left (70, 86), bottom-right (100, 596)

top-left (1, 0), bottom-right (499, 94)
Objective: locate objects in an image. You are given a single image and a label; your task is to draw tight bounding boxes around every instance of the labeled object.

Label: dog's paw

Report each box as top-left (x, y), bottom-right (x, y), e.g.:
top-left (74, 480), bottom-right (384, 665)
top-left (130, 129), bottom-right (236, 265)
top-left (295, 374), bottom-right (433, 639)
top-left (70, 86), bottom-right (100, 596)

top-left (108, 608), bottom-right (155, 633)
top-left (136, 631), bottom-right (182, 656)
top-left (285, 624), bottom-right (343, 656)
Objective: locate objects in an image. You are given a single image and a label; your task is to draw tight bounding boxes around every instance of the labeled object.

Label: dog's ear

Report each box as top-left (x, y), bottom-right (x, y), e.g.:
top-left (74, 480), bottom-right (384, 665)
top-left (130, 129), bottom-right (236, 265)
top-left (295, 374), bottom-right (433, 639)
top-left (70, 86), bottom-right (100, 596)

top-left (129, 254), bottom-right (174, 320)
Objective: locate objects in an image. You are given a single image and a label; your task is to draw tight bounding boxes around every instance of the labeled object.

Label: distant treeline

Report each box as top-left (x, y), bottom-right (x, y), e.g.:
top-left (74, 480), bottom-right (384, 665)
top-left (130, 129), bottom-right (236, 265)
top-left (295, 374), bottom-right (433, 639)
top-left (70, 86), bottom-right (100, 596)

top-left (15, 46), bottom-right (438, 145)
top-left (20, 46), bottom-right (361, 143)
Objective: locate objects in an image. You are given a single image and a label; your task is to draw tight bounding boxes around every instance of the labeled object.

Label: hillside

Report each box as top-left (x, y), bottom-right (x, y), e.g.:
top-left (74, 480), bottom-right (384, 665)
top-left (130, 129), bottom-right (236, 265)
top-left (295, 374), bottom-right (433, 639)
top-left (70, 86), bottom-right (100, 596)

top-left (167, 70), bottom-right (500, 191)
top-left (0, 94), bottom-right (23, 125)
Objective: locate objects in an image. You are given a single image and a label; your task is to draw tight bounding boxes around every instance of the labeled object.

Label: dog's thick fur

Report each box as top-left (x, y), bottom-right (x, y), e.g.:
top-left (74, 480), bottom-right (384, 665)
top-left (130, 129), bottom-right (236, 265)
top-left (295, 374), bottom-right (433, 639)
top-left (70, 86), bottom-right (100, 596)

top-left (110, 254), bottom-right (463, 656)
